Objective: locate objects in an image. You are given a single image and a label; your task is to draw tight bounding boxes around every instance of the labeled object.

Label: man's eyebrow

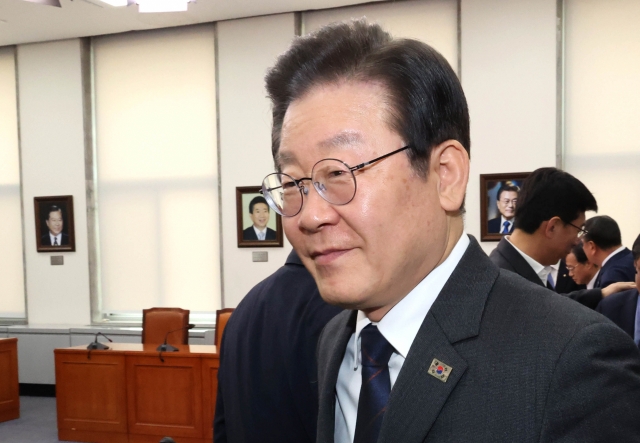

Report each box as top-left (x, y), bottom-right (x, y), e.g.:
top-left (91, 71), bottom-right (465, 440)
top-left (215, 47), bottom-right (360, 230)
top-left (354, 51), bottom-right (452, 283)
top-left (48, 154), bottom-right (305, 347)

top-left (276, 131), bottom-right (364, 170)
top-left (318, 131), bottom-right (364, 149)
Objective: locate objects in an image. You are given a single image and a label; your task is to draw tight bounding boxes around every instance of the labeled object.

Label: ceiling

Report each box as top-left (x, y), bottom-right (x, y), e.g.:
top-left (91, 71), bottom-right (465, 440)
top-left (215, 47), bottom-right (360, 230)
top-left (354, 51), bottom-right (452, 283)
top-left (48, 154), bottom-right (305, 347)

top-left (0, 0), bottom-right (381, 47)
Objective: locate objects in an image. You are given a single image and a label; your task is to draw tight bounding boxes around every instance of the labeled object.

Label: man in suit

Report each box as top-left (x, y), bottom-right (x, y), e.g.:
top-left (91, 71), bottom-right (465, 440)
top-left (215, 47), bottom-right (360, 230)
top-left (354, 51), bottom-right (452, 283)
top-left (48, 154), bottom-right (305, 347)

top-left (487, 181), bottom-right (519, 234)
top-left (40, 205), bottom-right (69, 246)
top-left (582, 215), bottom-right (635, 287)
top-left (214, 250), bottom-right (342, 442)
top-left (261, 19), bottom-right (640, 443)
top-left (489, 168), bottom-right (634, 309)
top-left (565, 242), bottom-right (599, 289)
top-left (597, 233), bottom-right (640, 344)
top-left (242, 196), bottom-right (277, 241)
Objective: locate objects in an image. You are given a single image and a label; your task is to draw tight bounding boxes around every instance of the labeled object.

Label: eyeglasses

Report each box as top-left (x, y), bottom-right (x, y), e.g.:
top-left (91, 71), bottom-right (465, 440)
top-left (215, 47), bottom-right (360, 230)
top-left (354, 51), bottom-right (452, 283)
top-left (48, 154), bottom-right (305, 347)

top-left (565, 263), bottom-right (583, 272)
top-left (567, 221), bottom-right (588, 238)
top-left (261, 145), bottom-right (410, 217)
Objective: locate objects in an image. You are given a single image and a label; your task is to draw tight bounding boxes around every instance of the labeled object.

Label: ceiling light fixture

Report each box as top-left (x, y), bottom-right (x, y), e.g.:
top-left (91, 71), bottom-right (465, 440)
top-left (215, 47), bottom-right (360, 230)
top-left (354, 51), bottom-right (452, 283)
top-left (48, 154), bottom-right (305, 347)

top-left (22, 0), bottom-right (62, 7)
top-left (136, 0), bottom-right (193, 13)
top-left (98, 0), bottom-right (129, 6)
top-left (136, 0), bottom-right (192, 13)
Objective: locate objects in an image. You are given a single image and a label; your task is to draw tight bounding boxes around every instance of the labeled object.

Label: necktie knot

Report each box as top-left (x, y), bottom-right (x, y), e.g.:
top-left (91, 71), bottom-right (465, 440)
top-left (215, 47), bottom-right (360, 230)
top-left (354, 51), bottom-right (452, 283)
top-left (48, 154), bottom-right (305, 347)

top-left (501, 220), bottom-right (510, 234)
top-left (360, 324), bottom-right (394, 368)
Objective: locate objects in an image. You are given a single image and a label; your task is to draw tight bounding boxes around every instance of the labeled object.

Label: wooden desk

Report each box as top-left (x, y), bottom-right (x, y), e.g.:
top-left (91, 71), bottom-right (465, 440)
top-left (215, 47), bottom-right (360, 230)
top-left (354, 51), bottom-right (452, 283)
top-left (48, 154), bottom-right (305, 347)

top-left (54, 343), bottom-right (219, 443)
top-left (0, 337), bottom-right (20, 423)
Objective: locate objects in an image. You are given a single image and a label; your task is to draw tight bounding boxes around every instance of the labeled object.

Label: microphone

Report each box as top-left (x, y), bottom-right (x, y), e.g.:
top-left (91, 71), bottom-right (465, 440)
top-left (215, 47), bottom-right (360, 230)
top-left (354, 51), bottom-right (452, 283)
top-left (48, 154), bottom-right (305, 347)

top-left (156, 323), bottom-right (195, 352)
top-left (86, 332), bottom-right (112, 350)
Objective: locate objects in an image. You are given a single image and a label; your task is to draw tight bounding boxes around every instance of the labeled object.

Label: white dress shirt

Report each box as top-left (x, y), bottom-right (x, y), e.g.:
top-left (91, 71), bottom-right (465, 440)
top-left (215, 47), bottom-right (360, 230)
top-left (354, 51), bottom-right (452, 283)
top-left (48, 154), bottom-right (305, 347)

top-left (49, 232), bottom-right (62, 245)
top-left (253, 226), bottom-right (267, 240)
top-left (500, 216), bottom-right (514, 234)
top-left (505, 236), bottom-right (550, 286)
top-left (587, 271), bottom-right (599, 290)
top-left (334, 234), bottom-right (470, 443)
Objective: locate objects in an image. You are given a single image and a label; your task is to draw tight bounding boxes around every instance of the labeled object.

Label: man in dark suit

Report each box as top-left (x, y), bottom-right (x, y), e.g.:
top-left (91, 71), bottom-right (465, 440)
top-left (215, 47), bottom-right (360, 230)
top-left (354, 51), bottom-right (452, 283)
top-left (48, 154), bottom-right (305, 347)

top-left (596, 233), bottom-right (640, 344)
top-left (565, 242), bottom-right (599, 289)
top-left (214, 250), bottom-right (342, 442)
top-left (40, 205), bottom-right (69, 246)
top-left (242, 196), bottom-right (277, 241)
top-left (582, 215), bottom-right (635, 287)
top-left (260, 19), bottom-right (640, 443)
top-left (489, 168), bottom-right (634, 309)
top-left (487, 181), bottom-right (519, 234)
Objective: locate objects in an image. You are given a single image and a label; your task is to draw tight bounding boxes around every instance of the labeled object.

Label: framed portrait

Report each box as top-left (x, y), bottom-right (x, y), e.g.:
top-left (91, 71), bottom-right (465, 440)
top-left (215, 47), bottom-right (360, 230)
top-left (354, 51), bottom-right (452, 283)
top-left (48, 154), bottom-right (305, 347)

top-left (236, 186), bottom-right (283, 248)
top-left (34, 195), bottom-right (76, 252)
top-left (480, 173), bottom-right (530, 242)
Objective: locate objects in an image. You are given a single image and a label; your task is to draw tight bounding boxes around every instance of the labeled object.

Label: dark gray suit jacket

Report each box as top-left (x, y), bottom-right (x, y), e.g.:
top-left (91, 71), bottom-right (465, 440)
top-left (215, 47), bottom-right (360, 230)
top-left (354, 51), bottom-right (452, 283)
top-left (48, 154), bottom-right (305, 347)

top-left (317, 237), bottom-right (640, 443)
top-left (489, 237), bottom-right (603, 309)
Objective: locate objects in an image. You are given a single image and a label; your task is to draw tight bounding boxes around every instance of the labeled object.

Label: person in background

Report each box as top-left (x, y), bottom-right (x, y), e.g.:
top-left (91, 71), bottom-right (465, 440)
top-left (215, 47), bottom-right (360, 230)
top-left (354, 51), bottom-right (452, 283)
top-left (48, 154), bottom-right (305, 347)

top-left (214, 250), bottom-right (342, 443)
top-left (582, 215), bottom-right (635, 288)
top-left (487, 181), bottom-right (519, 234)
top-left (597, 234), bottom-right (640, 344)
top-left (490, 167), bottom-right (634, 309)
top-left (566, 242), bottom-right (599, 289)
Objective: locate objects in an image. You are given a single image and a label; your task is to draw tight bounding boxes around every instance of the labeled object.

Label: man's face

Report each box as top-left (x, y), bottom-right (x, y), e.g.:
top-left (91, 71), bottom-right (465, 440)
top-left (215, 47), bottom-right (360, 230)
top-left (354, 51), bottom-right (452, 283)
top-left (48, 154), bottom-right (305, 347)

top-left (250, 203), bottom-right (270, 229)
top-left (634, 259), bottom-right (640, 290)
top-left (46, 210), bottom-right (63, 236)
top-left (496, 190), bottom-right (517, 220)
top-left (278, 81), bottom-right (452, 319)
top-left (565, 252), bottom-right (593, 285)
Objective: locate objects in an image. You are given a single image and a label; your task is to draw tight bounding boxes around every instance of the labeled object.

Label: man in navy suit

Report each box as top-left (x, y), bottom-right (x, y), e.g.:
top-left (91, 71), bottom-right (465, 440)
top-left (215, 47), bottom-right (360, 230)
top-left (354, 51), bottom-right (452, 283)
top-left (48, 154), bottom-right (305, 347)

top-left (487, 181), bottom-right (519, 234)
top-left (597, 233), bottom-right (640, 345)
top-left (214, 250), bottom-right (342, 443)
top-left (582, 215), bottom-right (635, 287)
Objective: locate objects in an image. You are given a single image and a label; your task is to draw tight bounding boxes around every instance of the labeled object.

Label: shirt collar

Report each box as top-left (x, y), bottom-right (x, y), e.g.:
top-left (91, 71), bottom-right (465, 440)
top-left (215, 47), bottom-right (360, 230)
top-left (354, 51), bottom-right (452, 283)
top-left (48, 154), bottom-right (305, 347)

top-left (352, 233), bottom-right (470, 368)
top-left (587, 270), bottom-right (599, 289)
top-left (602, 245), bottom-right (626, 267)
top-left (506, 235), bottom-right (549, 285)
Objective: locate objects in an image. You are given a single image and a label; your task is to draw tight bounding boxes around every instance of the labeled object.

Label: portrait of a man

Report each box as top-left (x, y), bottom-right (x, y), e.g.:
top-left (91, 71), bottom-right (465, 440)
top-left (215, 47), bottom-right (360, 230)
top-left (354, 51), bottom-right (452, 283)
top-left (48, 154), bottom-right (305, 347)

top-left (487, 181), bottom-right (519, 234)
top-left (34, 195), bottom-right (75, 252)
top-left (236, 187), bottom-right (282, 247)
top-left (243, 196), bottom-right (277, 241)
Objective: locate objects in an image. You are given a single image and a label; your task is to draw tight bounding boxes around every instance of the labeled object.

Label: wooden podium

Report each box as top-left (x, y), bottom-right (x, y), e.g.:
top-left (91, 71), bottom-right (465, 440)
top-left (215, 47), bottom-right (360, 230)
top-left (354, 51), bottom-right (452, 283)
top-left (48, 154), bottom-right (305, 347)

top-left (0, 337), bottom-right (20, 423)
top-left (54, 343), bottom-right (219, 443)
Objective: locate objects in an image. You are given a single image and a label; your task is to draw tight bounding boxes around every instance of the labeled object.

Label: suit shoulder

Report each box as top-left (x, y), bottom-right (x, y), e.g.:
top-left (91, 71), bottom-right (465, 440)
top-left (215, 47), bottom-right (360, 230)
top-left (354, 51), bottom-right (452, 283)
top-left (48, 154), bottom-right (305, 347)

top-left (489, 270), bottom-right (610, 333)
top-left (598, 289), bottom-right (638, 311)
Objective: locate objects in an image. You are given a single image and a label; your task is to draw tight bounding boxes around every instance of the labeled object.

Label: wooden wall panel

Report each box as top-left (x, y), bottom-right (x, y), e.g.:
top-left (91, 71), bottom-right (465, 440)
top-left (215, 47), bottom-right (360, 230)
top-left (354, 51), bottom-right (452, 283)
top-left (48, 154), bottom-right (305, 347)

top-left (0, 338), bottom-right (19, 423)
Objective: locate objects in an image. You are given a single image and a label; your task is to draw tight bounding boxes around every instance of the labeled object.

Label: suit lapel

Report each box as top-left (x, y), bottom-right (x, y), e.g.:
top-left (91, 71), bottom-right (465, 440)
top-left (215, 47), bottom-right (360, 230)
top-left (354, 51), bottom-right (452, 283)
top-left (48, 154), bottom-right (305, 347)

top-left (317, 310), bottom-right (356, 443)
top-left (379, 237), bottom-right (499, 443)
top-left (496, 237), bottom-right (543, 286)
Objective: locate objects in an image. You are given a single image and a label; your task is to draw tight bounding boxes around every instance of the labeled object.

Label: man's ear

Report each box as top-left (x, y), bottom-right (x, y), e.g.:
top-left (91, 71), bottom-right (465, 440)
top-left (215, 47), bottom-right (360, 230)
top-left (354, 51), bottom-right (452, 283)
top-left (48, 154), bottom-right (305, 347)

top-left (543, 216), bottom-right (564, 239)
top-left (432, 140), bottom-right (469, 212)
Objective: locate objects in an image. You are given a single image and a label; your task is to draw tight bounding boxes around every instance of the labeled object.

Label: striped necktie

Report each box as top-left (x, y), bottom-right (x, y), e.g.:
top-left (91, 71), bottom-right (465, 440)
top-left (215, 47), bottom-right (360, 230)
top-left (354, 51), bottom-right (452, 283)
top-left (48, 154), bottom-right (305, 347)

top-left (354, 324), bottom-right (395, 443)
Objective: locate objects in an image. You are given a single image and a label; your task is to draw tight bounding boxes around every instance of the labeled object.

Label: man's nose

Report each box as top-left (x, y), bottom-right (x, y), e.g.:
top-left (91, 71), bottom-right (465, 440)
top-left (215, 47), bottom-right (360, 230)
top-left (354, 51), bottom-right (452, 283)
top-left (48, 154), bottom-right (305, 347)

top-left (296, 186), bottom-right (340, 232)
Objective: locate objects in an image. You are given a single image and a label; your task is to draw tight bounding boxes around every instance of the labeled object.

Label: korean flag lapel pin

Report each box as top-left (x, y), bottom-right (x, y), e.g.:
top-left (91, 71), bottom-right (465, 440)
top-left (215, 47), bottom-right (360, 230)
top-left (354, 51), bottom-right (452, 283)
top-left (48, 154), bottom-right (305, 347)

top-left (428, 358), bottom-right (452, 382)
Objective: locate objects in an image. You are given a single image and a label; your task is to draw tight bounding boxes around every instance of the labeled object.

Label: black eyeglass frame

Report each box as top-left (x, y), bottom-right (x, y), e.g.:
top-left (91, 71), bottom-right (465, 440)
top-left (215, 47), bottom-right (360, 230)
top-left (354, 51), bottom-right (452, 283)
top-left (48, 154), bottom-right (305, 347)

top-left (566, 221), bottom-right (588, 237)
top-left (261, 145), bottom-right (411, 217)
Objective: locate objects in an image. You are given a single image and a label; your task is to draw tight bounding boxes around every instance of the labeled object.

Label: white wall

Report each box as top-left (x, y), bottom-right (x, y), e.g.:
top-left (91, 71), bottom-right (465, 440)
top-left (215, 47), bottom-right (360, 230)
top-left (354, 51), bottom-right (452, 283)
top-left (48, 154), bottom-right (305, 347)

top-left (17, 39), bottom-right (92, 325)
top-left (217, 14), bottom-right (297, 308)
top-left (564, 0), bottom-right (640, 246)
top-left (460, 0), bottom-right (559, 254)
top-left (9, 0), bottom-right (636, 326)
